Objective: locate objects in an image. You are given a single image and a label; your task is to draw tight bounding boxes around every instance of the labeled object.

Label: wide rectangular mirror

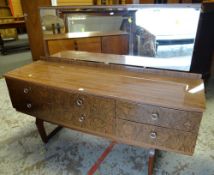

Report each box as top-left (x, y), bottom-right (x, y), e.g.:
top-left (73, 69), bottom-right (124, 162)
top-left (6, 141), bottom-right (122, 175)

top-left (39, 4), bottom-right (201, 71)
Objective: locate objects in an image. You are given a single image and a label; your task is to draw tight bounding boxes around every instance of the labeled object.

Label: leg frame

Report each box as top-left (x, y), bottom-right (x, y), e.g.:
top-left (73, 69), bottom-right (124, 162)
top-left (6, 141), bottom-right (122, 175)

top-left (35, 118), bottom-right (62, 143)
top-left (148, 149), bottom-right (156, 175)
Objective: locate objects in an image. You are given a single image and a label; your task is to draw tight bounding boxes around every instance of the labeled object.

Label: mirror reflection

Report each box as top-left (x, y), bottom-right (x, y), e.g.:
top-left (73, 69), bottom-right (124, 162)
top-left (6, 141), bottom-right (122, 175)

top-left (40, 5), bottom-right (201, 71)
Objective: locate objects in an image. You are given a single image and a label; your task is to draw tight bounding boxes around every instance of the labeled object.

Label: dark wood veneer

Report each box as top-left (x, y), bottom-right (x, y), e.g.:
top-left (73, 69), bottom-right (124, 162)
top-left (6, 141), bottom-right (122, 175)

top-left (4, 54), bottom-right (206, 175)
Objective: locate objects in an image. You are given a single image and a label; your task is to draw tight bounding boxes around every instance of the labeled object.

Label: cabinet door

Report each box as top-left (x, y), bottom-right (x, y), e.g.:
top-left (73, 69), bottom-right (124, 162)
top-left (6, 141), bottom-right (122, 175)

top-left (74, 37), bottom-right (101, 53)
top-left (47, 39), bottom-right (75, 55)
top-left (101, 35), bottom-right (129, 55)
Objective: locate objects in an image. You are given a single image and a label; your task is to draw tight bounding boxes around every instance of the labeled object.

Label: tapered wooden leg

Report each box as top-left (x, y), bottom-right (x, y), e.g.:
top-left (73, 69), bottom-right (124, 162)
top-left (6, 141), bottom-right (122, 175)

top-left (35, 118), bottom-right (63, 143)
top-left (148, 149), bottom-right (156, 175)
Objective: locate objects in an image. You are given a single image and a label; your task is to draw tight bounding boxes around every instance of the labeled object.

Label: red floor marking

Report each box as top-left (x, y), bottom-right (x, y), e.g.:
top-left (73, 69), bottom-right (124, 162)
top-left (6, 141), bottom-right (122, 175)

top-left (87, 141), bottom-right (116, 175)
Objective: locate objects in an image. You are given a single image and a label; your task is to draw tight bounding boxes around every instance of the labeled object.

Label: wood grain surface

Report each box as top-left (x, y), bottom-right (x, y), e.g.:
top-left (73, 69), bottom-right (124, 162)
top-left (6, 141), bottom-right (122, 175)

top-left (101, 35), bottom-right (129, 55)
top-left (47, 37), bottom-right (102, 55)
top-left (50, 50), bottom-right (201, 77)
top-left (45, 52), bottom-right (202, 80)
top-left (6, 78), bottom-right (115, 135)
top-left (116, 100), bottom-right (202, 133)
top-left (4, 58), bottom-right (206, 155)
top-left (4, 60), bottom-right (205, 112)
top-left (116, 119), bottom-right (197, 155)
top-left (46, 34), bottom-right (128, 55)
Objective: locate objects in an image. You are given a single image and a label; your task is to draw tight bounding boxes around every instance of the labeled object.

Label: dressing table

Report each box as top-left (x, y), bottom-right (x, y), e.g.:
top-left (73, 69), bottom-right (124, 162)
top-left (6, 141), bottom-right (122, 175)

top-left (4, 51), bottom-right (205, 175)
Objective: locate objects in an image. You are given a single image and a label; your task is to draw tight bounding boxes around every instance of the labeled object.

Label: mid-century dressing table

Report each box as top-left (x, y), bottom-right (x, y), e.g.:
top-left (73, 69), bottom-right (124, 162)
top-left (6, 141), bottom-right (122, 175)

top-left (4, 51), bottom-right (205, 175)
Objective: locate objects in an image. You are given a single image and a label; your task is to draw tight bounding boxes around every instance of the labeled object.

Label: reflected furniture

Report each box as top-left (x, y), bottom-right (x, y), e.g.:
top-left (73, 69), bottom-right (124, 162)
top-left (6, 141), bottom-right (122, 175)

top-left (38, 3), bottom-right (214, 81)
top-left (0, 17), bottom-right (29, 55)
top-left (5, 52), bottom-right (205, 175)
top-left (44, 31), bottom-right (129, 55)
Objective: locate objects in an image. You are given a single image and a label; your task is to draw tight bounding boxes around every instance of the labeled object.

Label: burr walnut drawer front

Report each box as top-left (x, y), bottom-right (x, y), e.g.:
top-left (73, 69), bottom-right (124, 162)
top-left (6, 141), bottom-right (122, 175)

top-left (63, 93), bottom-right (115, 135)
top-left (6, 79), bottom-right (115, 135)
top-left (116, 119), bottom-right (197, 155)
top-left (116, 101), bottom-right (202, 133)
top-left (5, 78), bottom-right (55, 115)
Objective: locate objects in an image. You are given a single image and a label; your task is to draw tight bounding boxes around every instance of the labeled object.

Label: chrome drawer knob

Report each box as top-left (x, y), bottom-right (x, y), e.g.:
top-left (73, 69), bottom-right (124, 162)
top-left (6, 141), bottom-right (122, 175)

top-left (27, 103), bottom-right (32, 109)
top-left (150, 132), bottom-right (157, 139)
top-left (24, 88), bottom-right (29, 94)
top-left (79, 114), bottom-right (86, 123)
top-left (151, 113), bottom-right (159, 121)
top-left (76, 98), bottom-right (83, 106)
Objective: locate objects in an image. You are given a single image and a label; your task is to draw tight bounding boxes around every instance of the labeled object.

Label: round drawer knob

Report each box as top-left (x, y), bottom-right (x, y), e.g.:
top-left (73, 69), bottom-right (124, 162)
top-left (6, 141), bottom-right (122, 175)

top-left (151, 113), bottom-right (159, 121)
top-left (79, 114), bottom-right (86, 123)
top-left (27, 103), bottom-right (32, 109)
top-left (150, 132), bottom-right (157, 139)
top-left (24, 88), bottom-right (29, 94)
top-left (76, 98), bottom-right (83, 106)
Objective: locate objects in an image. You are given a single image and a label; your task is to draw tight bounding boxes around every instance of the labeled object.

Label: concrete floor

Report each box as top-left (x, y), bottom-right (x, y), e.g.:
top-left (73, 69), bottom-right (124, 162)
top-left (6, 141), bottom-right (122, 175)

top-left (0, 51), bottom-right (214, 175)
top-left (0, 51), bottom-right (32, 77)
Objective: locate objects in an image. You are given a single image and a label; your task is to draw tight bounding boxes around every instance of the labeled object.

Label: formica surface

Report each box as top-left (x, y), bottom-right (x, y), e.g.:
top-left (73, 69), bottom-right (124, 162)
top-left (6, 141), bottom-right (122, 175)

top-left (4, 60), bottom-right (205, 112)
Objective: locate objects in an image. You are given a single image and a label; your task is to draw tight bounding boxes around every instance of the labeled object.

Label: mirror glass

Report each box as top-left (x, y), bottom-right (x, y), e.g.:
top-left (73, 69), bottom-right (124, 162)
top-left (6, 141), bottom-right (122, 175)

top-left (40, 4), bottom-right (201, 71)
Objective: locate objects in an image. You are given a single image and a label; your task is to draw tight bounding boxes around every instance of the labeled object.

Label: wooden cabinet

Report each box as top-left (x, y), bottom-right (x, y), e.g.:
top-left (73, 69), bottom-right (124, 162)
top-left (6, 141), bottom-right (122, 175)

top-left (47, 37), bottom-right (102, 55)
top-left (45, 31), bottom-right (129, 55)
top-left (5, 57), bottom-right (205, 156)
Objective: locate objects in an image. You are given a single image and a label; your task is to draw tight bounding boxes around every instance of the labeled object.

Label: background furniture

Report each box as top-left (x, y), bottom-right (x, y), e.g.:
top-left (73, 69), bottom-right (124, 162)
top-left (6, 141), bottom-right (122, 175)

top-left (0, 3), bottom-right (29, 55)
top-left (44, 31), bottom-right (129, 55)
top-left (0, 3), bottom-right (18, 40)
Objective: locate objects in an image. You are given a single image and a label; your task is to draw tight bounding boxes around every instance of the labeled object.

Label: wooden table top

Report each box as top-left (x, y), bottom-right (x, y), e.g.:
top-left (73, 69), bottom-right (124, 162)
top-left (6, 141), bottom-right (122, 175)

top-left (4, 60), bottom-right (205, 112)
top-left (51, 50), bottom-right (192, 71)
top-left (44, 31), bottom-right (128, 41)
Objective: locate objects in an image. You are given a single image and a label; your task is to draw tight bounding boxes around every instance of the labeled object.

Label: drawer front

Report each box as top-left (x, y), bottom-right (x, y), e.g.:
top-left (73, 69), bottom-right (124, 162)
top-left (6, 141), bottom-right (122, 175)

top-left (116, 119), bottom-right (197, 155)
top-left (74, 37), bottom-right (101, 53)
top-left (71, 94), bottom-right (115, 134)
top-left (6, 78), bottom-right (115, 135)
top-left (116, 101), bottom-right (202, 133)
top-left (47, 40), bottom-right (75, 55)
top-left (101, 35), bottom-right (129, 55)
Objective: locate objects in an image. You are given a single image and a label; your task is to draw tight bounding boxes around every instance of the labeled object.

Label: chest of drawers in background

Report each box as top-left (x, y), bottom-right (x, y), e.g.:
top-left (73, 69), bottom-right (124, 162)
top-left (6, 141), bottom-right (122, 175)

top-left (44, 31), bottom-right (129, 56)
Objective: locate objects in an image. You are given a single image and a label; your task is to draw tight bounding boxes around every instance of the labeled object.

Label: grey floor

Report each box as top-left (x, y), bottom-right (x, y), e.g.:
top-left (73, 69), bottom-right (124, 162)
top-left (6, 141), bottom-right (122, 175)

top-left (0, 51), bottom-right (32, 77)
top-left (0, 51), bottom-right (214, 175)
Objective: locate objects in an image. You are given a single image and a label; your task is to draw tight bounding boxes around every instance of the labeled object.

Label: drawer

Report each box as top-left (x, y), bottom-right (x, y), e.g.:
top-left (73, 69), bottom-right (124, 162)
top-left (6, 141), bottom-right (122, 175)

top-left (47, 40), bottom-right (75, 55)
top-left (74, 37), bottom-right (101, 53)
top-left (116, 100), bottom-right (202, 133)
top-left (116, 119), bottom-right (197, 155)
top-left (5, 78), bottom-right (75, 106)
top-left (101, 35), bottom-right (129, 55)
top-left (6, 78), bottom-right (115, 135)
top-left (61, 93), bottom-right (115, 135)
